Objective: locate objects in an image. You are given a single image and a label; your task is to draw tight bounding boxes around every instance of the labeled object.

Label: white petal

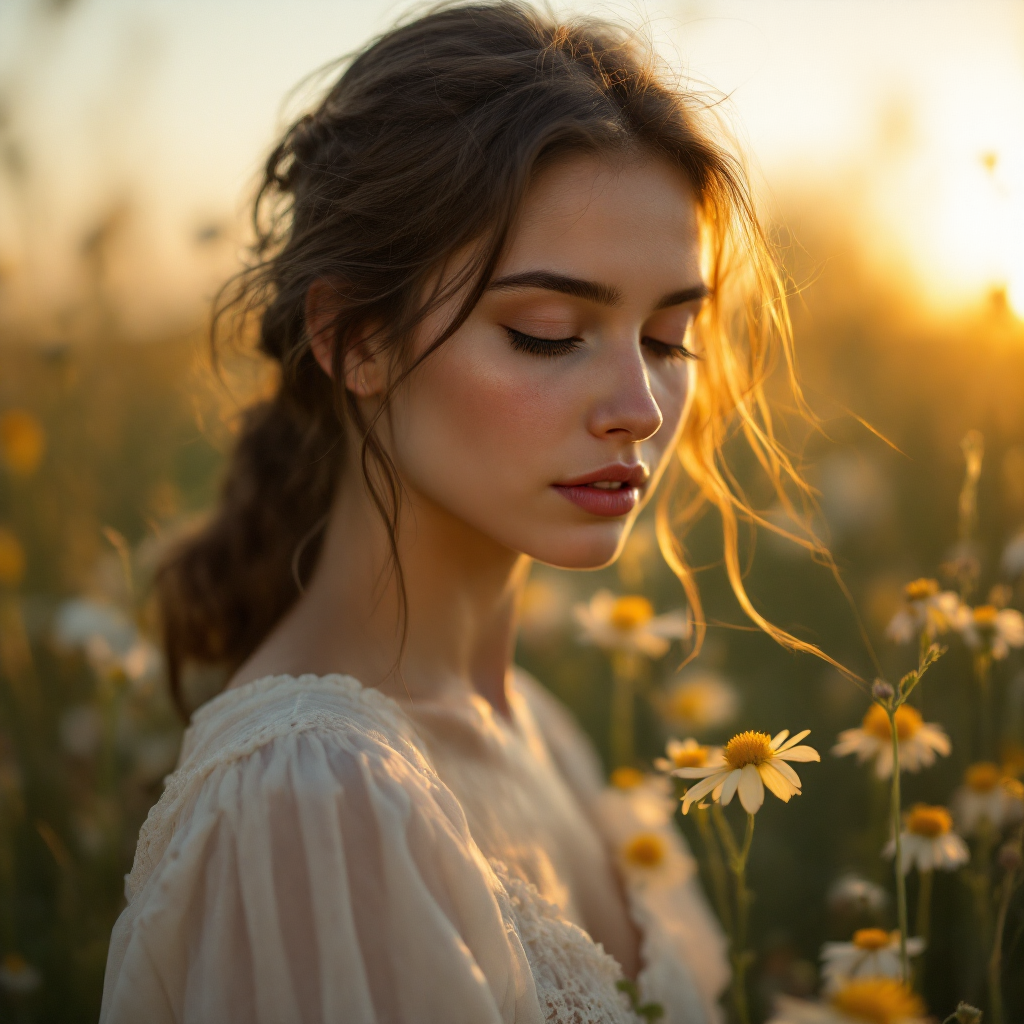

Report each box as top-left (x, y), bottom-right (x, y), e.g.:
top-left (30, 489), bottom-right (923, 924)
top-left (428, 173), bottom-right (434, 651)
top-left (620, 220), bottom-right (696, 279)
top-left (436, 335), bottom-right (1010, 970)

top-left (771, 729), bottom-right (790, 749)
top-left (776, 745), bottom-right (820, 763)
top-left (646, 610), bottom-right (692, 640)
top-left (770, 757), bottom-right (803, 788)
top-left (775, 729), bottom-right (811, 752)
top-left (738, 764), bottom-right (765, 813)
top-left (759, 761), bottom-right (799, 802)
top-left (681, 772), bottom-right (727, 812)
top-left (672, 765), bottom-right (723, 779)
top-left (719, 769), bottom-right (742, 806)
top-left (635, 632), bottom-right (671, 658)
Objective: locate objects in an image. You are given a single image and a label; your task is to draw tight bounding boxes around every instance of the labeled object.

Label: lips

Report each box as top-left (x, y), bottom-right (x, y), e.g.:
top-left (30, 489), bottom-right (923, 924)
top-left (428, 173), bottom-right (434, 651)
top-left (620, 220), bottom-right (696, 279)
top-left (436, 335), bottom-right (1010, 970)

top-left (552, 463), bottom-right (649, 518)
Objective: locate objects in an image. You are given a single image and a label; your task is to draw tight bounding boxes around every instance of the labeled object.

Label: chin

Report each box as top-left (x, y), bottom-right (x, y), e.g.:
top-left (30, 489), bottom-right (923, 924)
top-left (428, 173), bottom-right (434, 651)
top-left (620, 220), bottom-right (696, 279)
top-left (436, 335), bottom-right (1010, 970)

top-left (519, 521), bottom-right (632, 571)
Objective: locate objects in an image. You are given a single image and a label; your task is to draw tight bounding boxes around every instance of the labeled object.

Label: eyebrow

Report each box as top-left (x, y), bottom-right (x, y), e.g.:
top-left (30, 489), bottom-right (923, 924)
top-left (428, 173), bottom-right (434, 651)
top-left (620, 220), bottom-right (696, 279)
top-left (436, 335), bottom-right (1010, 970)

top-left (486, 270), bottom-right (709, 310)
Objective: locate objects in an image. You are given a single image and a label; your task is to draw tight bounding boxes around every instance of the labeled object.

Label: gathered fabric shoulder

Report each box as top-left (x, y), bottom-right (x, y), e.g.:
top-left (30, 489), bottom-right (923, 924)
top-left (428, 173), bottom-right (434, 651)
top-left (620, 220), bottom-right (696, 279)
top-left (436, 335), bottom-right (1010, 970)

top-left (102, 673), bottom-right (544, 1024)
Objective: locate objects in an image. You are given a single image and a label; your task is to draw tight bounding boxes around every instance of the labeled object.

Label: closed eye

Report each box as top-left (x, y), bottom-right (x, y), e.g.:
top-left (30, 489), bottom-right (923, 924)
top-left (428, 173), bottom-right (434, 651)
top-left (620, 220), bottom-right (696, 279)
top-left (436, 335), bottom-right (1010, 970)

top-left (505, 327), bottom-right (582, 357)
top-left (642, 336), bottom-right (701, 361)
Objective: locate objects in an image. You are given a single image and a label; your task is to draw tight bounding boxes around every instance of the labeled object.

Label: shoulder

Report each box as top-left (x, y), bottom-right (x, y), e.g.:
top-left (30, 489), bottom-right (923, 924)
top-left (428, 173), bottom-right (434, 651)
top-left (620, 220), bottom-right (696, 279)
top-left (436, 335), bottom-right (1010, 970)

top-left (104, 674), bottom-right (542, 1023)
top-left (127, 673), bottom-right (450, 901)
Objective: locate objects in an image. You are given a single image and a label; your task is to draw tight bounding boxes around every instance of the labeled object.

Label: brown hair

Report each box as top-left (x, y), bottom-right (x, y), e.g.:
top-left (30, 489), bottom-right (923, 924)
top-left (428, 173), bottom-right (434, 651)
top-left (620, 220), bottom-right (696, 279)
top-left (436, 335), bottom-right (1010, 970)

top-left (157, 0), bottom-right (839, 715)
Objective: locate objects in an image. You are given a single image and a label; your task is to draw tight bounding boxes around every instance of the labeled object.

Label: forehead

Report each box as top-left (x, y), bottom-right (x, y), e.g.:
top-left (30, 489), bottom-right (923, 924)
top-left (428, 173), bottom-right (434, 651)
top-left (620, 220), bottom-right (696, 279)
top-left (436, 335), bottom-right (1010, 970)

top-left (500, 152), bottom-right (702, 285)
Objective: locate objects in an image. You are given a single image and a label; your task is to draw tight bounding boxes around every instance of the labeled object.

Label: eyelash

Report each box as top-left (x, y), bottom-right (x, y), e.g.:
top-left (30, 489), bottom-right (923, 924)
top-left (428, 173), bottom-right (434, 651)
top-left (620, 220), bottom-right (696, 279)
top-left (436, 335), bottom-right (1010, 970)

top-left (504, 327), bottom-right (700, 361)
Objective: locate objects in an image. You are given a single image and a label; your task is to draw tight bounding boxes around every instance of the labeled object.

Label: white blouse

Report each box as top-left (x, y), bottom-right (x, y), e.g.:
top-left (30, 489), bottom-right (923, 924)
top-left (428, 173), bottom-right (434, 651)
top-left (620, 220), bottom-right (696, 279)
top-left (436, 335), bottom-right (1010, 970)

top-left (100, 671), bottom-right (728, 1023)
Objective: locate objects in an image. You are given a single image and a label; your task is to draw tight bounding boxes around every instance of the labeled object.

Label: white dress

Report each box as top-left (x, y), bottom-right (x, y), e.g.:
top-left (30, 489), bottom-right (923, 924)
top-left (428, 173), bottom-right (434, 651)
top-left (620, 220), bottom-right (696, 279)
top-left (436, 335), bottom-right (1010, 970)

top-left (100, 671), bottom-right (728, 1023)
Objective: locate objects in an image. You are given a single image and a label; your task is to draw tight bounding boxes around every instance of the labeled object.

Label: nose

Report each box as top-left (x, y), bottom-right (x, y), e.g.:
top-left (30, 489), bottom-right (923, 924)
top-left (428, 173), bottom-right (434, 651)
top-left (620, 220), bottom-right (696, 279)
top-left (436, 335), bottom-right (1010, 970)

top-left (586, 337), bottom-right (663, 443)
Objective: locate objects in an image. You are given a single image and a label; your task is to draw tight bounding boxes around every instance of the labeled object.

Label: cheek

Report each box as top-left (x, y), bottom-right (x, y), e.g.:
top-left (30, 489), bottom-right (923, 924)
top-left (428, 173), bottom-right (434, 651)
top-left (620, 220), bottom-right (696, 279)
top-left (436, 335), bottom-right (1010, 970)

top-left (651, 363), bottom-right (695, 453)
top-left (392, 340), bottom-right (563, 500)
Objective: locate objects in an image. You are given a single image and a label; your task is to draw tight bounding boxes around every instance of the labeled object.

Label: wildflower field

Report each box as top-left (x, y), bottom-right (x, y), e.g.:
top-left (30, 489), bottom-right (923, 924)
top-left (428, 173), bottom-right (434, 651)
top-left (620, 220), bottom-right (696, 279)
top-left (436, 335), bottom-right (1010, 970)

top-left (0, 97), bottom-right (1023, 1022)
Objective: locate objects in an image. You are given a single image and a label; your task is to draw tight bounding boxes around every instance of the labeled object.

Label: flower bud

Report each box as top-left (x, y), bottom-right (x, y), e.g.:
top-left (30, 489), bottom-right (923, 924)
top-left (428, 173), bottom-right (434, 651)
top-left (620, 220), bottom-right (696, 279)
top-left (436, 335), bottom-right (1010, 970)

top-left (953, 1002), bottom-right (983, 1024)
top-left (871, 680), bottom-right (894, 704)
top-left (997, 842), bottom-right (1023, 874)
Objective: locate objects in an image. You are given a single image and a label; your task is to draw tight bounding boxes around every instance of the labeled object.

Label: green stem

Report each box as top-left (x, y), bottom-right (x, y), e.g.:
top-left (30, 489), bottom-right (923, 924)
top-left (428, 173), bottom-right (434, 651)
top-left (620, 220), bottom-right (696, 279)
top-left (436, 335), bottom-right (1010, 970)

top-left (888, 707), bottom-right (909, 985)
top-left (610, 653), bottom-right (637, 769)
top-left (714, 808), bottom-right (755, 1024)
top-left (694, 806), bottom-right (734, 936)
top-left (988, 846), bottom-right (1021, 1024)
top-left (975, 653), bottom-right (993, 762)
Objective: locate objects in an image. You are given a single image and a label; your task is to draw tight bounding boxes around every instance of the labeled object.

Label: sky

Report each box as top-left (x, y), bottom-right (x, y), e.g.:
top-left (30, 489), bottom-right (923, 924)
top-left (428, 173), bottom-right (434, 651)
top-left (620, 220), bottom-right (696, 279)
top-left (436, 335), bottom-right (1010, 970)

top-left (0, 0), bottom-right (1022, 338)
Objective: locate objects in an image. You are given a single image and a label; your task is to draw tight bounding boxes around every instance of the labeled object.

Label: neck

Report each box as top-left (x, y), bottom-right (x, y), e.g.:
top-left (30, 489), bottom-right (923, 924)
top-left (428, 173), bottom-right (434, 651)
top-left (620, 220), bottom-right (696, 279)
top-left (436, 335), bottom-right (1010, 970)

top-left (278, 465), bottom-right (531, 716)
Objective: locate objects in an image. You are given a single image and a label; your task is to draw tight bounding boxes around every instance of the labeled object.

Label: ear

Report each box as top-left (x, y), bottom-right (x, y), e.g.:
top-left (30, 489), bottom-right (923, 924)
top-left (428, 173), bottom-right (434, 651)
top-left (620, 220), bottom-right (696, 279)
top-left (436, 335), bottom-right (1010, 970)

top-left (305, 278), bottom-right (386, 397)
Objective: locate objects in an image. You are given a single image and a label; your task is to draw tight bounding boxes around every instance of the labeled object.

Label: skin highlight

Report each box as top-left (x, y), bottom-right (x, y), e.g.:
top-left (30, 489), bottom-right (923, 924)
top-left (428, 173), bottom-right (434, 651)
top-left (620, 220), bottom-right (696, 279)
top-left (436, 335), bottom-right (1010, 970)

top-left (229, 152), bottom-right (705, 976)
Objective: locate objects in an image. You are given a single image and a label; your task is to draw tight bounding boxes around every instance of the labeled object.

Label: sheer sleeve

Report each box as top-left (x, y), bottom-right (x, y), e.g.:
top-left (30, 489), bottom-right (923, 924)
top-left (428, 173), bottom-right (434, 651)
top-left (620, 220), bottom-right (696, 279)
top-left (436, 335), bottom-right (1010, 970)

top-left (100, 710), bottom-right (540, 1024)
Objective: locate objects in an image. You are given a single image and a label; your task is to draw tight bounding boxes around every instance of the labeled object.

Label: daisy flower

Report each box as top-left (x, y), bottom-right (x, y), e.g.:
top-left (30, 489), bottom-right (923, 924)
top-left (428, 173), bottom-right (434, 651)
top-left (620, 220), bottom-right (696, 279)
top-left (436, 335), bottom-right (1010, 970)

top-left (657, 670), bottom-right (739, 733)
top-left (675, 728), bottom-right (820, 815)
top-left (769, 979), bottom-right (927, 1024)
top-left (597, 773), bottom-right (692, 889)
top-left (653, 737), bottom-right (724, 774)
top-left (885, 578), bottom-right (961, 644)
top-left (832, 704), bottom-right (950, 779)
top-left (820, 930), bottom-right (925, 993)
top-left (951, 762), bottom-right (1024, 836)
top-left (954, 603), bottom-right (1024, 660)
top-left (574, 590), bottom-right (690, 657)
top-left (884, 804), bottom-right (970, 874)
top-left (826, 874), bottom-right (889, 916)
top-left (0, 953), bottom-right (41, 995)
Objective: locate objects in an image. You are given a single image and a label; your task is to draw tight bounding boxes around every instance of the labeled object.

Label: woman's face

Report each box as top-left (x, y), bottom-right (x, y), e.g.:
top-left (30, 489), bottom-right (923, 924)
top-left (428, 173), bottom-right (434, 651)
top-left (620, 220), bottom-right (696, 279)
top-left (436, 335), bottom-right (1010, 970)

top-left (384, 152), bottom-right (705, 569)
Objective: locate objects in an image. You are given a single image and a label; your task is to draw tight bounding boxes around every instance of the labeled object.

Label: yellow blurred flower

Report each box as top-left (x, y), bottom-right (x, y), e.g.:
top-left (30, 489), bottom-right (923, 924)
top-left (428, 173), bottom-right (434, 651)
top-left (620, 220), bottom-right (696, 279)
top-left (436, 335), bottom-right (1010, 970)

top-left (769, 979), bottom-right (926, 1024)
top-left (574, 589), bottom-right (689, 657)
top-left (954, 603), bottom-right (1024, 660)
top-left (832, 704), bottom-right (950, 779)
top-left (0, 410), bottom-right (45, 476)
top-left (676, 728), bottom-right (819, 815)
top-left (653, 737), bottom-right (724, 773)
top-left (952, 762), bottom-right (1024, 836)
top-left (820, 929), bottom-right (925, 993)
top-left (658, 670), bottom-right (738, 733)
top-left (0, 527), bottom-right (26, 588)
top-left (884, 804), bottom-right (970, 874)
top-left (610, 766), bottom-right (646, 790)
top-left (622, 832), bottom-right (667, 869)
top-left (0, 952), bottom-right (41, 994)
top-left (885, 578), bottom-right (961, 644)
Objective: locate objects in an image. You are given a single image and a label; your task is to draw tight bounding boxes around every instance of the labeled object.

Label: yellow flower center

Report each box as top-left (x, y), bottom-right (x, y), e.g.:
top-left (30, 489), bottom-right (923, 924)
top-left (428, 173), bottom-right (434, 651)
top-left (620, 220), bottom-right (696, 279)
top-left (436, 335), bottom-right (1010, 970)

top-left (965, 762), bottom-right (1001, 793)
top-left (852, 928), bottom-right (892, 951)
top-left (667, 690), bottom-right (704, 723)
top-left (0, 410), bottom-right (45, 476)
top-left (906, 803), bottom-right (952, 838)
top-left (671, 745), bottom-right (709, 769)
top-left (1002, 777), bottom-right (1024, 801)
top-left (724, 731), bottom-right (773, 770)
top-left (610, 766), bottom-right (645, 790)
top-left (0, 527), bottom-right (26, 589)
top-left (862, 704), bottom-right (922, 743)
top-left (623, 833), bottom-right (666, 869)
top-left (904, 578), bottom-right (939, 602)
top-left (610, 596), bottom-right (654, 631)
top-left (830, 979), bottom-right (925, 1024)
top-left (973, 605), bottom-right (999, 628)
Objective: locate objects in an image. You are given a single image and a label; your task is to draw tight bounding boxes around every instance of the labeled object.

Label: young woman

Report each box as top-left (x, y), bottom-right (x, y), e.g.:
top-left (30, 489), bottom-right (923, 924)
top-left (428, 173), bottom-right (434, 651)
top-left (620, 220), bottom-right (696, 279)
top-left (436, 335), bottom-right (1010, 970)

top-left (101, 4), bottom-right (817, 1021)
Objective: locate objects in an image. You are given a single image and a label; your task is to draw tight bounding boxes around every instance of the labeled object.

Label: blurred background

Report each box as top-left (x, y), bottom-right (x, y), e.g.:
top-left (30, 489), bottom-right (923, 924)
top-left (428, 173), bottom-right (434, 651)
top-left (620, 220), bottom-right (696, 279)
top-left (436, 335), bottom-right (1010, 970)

top-left (1, 0), bottom-right (1023, 1020)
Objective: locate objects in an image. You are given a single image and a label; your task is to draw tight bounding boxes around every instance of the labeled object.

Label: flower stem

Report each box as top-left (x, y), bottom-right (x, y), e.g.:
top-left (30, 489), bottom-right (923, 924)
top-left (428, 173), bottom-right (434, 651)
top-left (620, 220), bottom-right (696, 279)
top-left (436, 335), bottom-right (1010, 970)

top-left (988, 838), bottom-right (1021, 1024)
top-left (693, 806), bottom-right (734, 936)
top-left (712, 806), bottom-right (755, 1024)
top-left (887, 705), bottom-right (909, 985)
top-left (913, 869), bottom-right (933, 991)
